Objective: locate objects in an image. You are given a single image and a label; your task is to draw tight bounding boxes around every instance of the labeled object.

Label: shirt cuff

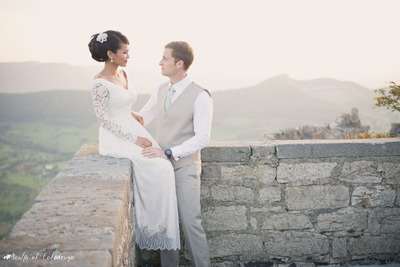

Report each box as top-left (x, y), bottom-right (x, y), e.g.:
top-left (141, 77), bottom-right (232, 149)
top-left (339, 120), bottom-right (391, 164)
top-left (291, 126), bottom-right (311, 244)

top-left (170, 147), bottom-right (182, 161)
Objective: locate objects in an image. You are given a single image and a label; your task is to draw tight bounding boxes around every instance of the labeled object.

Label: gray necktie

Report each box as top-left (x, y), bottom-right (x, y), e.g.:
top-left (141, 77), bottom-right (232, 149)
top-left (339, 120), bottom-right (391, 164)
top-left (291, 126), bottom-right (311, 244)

top-left (164, 85), bottom-right (175, 111)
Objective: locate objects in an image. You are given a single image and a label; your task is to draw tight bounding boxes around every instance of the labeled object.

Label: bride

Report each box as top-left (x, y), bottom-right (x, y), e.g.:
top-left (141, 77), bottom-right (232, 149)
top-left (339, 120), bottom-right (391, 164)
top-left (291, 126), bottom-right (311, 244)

top-left (88, 30), bottom-right (180, 251)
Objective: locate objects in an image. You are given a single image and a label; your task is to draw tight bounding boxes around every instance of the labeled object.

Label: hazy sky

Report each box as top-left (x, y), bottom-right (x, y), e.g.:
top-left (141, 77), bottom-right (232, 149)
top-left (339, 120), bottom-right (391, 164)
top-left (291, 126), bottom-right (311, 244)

top-left (0, 0), bottom-right (399, 91)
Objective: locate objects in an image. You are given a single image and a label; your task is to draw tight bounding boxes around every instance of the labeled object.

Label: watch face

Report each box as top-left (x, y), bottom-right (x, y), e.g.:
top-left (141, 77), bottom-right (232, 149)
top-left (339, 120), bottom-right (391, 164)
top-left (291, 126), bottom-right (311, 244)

top-left (165, 149), bottom-right (172, 157)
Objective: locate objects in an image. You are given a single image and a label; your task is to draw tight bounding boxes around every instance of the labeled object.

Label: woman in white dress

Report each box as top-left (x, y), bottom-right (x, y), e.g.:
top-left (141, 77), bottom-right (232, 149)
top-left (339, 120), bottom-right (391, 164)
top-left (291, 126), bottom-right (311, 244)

top-left (88, 30), bottom-right (180, 251)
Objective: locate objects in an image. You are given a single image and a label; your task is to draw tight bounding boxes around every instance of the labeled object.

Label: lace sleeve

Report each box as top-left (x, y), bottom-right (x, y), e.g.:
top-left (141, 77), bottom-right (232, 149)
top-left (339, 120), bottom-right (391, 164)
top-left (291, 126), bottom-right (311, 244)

top-left (92, 82), bottom-right (138, 143)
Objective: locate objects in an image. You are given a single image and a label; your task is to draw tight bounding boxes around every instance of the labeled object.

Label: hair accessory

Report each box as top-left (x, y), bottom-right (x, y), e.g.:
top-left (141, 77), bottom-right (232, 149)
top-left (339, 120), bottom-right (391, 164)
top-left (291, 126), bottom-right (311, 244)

top-left (96, 32), bottom-right (108, 43)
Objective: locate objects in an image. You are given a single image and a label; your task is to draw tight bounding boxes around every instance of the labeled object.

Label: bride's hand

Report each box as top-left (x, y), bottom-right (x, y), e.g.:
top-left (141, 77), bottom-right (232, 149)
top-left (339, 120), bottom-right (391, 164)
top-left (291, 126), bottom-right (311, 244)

top-left (131, 112), bottom-right (144, 126)
top-left (135, 137), bottom-right (152, 148)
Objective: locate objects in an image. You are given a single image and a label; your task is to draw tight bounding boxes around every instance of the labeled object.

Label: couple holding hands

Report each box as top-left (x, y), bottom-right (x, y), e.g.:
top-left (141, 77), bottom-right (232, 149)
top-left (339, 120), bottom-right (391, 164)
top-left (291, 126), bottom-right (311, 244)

top-left (88, 30), bottom-right (213, 266)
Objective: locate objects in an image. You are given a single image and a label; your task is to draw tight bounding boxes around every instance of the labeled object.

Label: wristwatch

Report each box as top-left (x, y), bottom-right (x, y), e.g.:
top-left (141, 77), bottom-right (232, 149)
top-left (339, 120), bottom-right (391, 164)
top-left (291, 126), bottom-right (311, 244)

top-left (165, 149), bottom-right (172, 159)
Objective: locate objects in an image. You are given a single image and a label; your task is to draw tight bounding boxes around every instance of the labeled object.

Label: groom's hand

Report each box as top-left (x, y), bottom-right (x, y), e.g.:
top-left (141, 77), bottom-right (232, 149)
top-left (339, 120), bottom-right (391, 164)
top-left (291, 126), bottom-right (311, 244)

top-left (142, 147), bottom-right (168, 159)
top-left (131, 112), bottom-right (144, 126)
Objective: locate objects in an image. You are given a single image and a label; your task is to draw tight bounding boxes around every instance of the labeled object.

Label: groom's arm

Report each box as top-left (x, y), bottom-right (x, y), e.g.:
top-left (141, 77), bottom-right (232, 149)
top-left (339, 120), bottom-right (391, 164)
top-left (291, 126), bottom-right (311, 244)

top-left (134, 87), bottom-right (159, 126)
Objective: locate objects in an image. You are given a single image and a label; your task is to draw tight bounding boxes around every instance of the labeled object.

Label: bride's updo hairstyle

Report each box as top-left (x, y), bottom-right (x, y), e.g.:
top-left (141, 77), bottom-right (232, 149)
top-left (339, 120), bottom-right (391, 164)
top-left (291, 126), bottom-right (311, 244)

top-left (88, 30), bottom-right (129, 62)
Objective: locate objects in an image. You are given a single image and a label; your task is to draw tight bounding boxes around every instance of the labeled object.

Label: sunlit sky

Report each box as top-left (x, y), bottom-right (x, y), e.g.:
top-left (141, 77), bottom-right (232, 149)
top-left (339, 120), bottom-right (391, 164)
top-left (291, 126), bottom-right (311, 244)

top-left (0, 0), bottom-right (399, 91)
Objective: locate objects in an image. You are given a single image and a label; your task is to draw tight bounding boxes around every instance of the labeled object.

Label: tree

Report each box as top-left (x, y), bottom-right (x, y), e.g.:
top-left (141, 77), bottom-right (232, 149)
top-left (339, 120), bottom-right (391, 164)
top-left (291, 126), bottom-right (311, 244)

top-left (374, 81), bottom-right (400, 112)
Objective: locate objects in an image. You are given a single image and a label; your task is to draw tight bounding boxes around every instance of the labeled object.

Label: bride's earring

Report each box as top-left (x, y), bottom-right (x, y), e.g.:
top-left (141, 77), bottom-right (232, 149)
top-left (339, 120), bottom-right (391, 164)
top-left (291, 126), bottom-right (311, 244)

top-left (110, 58), bottom-right (113, 63)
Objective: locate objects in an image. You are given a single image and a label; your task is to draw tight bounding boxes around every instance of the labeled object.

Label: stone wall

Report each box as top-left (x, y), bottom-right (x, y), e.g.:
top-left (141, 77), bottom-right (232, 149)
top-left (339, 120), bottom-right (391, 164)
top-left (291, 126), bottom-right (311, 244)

top-left (200, 139), bottom-right (400, 267)
top-left (1, 139), bottom-right (400, 266)
top-left (0, 143), bottom-right (134, 267)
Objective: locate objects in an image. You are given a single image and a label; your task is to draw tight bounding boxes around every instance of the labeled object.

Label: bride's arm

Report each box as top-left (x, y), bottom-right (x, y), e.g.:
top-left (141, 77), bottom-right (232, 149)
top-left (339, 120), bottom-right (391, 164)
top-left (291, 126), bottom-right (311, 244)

top-left (92, 82), bottom-right (151, 148)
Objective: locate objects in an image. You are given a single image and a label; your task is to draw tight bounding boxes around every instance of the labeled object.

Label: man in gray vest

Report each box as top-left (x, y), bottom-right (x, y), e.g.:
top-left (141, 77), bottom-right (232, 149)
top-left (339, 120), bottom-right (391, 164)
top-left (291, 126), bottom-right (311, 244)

top-left (137, 41), bottom-right (213, 267)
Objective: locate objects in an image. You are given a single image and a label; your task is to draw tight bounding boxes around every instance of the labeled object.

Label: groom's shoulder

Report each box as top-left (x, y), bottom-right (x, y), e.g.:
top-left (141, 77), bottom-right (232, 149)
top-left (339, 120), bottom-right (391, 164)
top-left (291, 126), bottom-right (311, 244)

top-left (192, 82), bottom-right (211, 97)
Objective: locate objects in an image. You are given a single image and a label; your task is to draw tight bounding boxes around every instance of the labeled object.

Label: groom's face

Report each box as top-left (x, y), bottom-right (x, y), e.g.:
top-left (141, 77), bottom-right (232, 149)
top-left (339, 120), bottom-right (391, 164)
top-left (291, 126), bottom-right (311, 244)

top-left (159, 48), bottom-right (178, 78)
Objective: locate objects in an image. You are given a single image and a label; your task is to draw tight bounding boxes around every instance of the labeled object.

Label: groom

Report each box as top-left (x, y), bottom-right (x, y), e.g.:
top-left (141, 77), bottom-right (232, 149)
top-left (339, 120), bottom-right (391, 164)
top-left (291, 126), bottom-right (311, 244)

top-left (137, 41), bottom-right (213, 267)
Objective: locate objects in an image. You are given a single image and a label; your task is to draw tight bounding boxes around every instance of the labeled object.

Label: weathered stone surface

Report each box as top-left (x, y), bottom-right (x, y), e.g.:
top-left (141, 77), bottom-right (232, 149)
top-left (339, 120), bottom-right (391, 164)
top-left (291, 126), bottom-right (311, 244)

top-left (349, 236), bottom-right (400, 255)
top-left (378, 162), bottom-right (400, 184)
top-left (340, 161), bottom-right (381, 183)
top-left (264, 232), bottom-right (329, 257)
top-left (259, 165), bottom-right (277, 185)
top-left (259, 187), bottom-right (281, 205)
top-left (203, 206), bottom-right (247, 231)
top-left (352, 185), bottom-right (396, 207)
top-left (317, 208), bottom-right (368, 232)
top-left (201, 185), bottom-right (211, 199)
top-left (211, 185), bottom-right (254, 203)
top-left (286, 185), bottom-right (349, 210)
top-left (332, 238), bottom-right (348, 259)
top-left (208, 234), bottom-right (263, 257)
top-left (381, 215), bottom-right (400, 234)
top-left (201, 164), bottom-right (221, 179)
top-left (221, 165), bottom-right (276, 185)
top-left (35, 178), bottom-right (129, 201)
top-left (397, 189), bottom-right (400, 206)
top-left (368, 208), bottom-right (400, 235)
top-left (60, 155), bottom-right (131, 180)
top-left (262, 213), bottom-right (312, 230)
top-left (277, 162), bottom-right (337, 185)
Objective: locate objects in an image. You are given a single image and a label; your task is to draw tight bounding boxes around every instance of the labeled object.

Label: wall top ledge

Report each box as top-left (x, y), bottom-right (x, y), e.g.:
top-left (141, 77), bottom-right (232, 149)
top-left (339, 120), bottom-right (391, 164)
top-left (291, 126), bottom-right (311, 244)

top-left (202, 138), bottom-right (400, 160)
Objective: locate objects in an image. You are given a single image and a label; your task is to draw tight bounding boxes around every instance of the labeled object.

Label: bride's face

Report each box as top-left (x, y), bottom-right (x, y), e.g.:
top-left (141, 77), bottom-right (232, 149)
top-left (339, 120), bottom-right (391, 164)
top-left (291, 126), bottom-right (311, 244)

top-left (111, 43), bottom-right (130, 67)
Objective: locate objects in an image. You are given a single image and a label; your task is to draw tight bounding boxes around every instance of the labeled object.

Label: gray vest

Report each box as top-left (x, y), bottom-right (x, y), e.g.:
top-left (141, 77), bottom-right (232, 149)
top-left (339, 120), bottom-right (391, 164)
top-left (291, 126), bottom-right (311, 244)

top-left (157, 81), bottom-right (205, 169)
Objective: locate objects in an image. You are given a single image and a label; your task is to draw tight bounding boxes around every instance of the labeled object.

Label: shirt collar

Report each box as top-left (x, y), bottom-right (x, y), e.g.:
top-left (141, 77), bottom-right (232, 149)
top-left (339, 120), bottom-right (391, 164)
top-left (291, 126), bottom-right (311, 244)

top-left (169, 75), bottom-right (192, 94)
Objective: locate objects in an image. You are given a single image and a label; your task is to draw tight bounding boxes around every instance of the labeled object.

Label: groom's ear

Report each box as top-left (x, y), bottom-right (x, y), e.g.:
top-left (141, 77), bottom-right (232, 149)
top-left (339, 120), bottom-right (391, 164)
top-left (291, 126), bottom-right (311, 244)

top-left (176, 59), bottom-right (184, 69)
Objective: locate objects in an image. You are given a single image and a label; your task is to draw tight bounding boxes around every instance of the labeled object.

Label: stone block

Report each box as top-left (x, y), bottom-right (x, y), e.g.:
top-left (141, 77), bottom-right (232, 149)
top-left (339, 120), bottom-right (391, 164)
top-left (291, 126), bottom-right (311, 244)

top-left (201, 164), bottom-right (221, 179)
top-left (286, 185), bottom-right (349, 210)
top-left (349, 236), bottom-right (400, 255)
top-left (203, 206), bottom-right (247, 231)
top-left (276, 139), bottom-right (400, 158)
top-left (260, 165), bottom-right (277, 185)
top-left (221, 165), bottom-right (276, 185)
top-left (250, 144), bottom-right (277, 164)
top-left (340, 161), bottom-right (381, 184)
top-left (202, 143), bottom-right (251, 162)
top-left (317, 208), bottom-right (368, 232)
top-left (397, 189), bottom-right (400, 206)
top-left (352, 185), bottom-right (396, 207)
top-left (332, 238), bottom-right (348, 259)
top-left (201, 185), bottom-right (211, 199)
top-left (259, 187), bottom-right (281, 205)
top-left (378, 162), bottom-right (400, 185)
top-left (209, 234), bottom-right (263, 257)
top-left (211, 185), bottom-right (254, 203)
top-left (277, 162), bottom-right (337, 185)
top-left (368, 208), bottom-right (400, 235)
top-left (264, 232), bottom-right (329, 257)
top-left (382, 215), bottom-right (400, 234)
top-left (262, 213), bottom-right (312, 230)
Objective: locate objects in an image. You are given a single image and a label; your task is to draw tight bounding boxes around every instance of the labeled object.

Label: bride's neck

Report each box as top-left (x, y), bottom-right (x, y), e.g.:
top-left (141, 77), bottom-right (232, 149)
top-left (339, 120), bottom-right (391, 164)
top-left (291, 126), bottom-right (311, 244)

top-left (101, 62), bottom-right (120, 77)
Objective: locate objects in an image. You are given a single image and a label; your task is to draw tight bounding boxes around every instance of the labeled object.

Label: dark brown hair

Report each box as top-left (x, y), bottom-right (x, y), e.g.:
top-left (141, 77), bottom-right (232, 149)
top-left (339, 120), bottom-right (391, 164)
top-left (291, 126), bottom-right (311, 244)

top-left (88, 30), bottom-right (129, 62)
top-left (165, 41), bottom-right (194, 71)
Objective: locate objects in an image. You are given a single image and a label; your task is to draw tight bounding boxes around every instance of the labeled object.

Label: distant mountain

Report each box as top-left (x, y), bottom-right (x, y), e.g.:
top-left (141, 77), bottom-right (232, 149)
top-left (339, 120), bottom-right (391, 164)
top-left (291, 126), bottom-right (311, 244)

top-left (0, 70), bottom-right (398, 141)
top-left (0, 62), bottom-right (165, 94)
top-left (210, 74), bottom-right (399, 140)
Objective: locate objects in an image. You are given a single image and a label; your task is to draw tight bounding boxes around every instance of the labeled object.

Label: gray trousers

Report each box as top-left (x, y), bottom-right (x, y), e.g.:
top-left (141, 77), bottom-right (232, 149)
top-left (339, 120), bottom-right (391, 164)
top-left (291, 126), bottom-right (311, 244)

top-left (160, 162), bottom-right (211, 267)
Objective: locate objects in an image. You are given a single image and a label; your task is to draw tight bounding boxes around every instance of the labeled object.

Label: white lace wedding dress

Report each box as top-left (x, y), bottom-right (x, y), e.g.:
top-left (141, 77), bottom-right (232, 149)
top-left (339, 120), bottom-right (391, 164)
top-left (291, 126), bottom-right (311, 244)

top-left (92, 77), bottom-right (180, 250)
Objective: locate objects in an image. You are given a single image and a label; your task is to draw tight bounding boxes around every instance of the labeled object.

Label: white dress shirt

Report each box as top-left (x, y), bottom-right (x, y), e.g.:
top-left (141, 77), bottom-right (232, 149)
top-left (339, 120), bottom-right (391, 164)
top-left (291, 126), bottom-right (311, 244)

top-left (137, 76), bottom-right (213, 160)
